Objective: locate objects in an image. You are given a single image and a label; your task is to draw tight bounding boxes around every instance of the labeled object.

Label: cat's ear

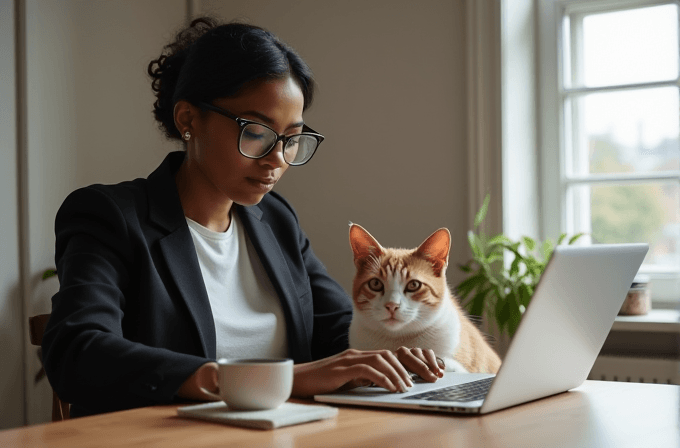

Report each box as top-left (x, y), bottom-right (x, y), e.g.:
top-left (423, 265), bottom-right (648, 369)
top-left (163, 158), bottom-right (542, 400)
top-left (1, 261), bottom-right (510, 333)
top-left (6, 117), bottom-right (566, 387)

top-left (415, 228), bottom-right (451, 276)
top-left (349, 224), bottom-right (384, 266)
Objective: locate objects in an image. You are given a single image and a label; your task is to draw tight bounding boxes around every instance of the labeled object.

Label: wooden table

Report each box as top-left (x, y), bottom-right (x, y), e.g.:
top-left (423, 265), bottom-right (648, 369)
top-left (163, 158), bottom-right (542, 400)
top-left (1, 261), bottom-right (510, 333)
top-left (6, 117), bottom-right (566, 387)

top-left (2, 381), bottom-right (678, 447)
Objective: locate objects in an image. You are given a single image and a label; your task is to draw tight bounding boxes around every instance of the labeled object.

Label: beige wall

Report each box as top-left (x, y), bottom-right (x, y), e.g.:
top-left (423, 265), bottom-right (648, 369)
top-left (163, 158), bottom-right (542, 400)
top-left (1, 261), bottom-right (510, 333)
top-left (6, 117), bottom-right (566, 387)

top-left (202, 0), bottom-right (470, 292)
top-left (0, 0), bottom-right (24, 430)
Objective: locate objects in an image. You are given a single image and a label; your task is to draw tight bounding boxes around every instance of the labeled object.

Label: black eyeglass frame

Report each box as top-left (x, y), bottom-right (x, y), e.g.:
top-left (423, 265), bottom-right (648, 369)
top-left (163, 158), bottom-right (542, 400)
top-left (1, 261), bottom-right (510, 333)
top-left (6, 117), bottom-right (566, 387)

top-left (197, 101), bottom-right (324, 166)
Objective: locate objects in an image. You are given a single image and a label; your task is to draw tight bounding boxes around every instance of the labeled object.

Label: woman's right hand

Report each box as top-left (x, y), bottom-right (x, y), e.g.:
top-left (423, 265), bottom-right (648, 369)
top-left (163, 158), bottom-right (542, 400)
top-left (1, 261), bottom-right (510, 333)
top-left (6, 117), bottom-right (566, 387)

top-left (291, 347), bottom-right (443, 398)
top-left (177, 361), bottom-right (219, 401)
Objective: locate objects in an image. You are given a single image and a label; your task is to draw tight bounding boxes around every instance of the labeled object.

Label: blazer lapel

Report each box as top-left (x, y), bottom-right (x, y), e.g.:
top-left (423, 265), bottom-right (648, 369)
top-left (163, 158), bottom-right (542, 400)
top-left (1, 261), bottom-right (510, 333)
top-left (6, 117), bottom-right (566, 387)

top-left (237, 205), bottom-right (311, 362)
top-left (158, 231), bottom-right (216, 358)
top-left (147, 152), bottom-right (216, 358)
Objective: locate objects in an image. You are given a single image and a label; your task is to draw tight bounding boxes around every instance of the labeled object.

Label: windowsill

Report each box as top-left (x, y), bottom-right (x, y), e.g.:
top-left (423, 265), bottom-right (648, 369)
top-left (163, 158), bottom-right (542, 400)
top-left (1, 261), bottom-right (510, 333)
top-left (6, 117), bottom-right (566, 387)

top-left (612, 309), bottom-right (680, 333)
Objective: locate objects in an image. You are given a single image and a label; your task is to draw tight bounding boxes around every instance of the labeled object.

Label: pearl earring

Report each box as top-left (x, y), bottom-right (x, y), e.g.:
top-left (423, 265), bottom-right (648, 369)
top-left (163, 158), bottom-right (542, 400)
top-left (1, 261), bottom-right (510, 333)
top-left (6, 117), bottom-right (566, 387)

top-left (183, 131), bottom-right (191, 141)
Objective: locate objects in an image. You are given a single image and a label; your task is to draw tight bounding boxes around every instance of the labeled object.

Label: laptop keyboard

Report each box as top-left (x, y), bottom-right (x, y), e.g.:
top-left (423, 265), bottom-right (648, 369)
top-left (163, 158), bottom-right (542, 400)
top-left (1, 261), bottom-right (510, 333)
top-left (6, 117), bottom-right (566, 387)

top-left (404, 377), bottom-right (494, 402)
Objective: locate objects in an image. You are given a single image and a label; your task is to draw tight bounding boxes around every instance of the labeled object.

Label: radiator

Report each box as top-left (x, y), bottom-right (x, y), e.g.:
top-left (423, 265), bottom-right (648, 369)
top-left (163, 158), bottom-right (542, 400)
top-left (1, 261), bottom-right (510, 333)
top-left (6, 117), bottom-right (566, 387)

top-left (588, 355), bottom-right (680, 385)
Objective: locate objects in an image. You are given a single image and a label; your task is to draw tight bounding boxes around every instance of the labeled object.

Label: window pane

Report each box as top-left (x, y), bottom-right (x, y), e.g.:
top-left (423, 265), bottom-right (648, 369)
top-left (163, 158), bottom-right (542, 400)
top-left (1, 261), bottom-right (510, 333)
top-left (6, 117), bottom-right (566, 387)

top-left (570, 182), bottom-right (680, 268)
top-left (568, 87), bottom-right (679, 175)
top-left (579, 4), bottom-right (679, 88)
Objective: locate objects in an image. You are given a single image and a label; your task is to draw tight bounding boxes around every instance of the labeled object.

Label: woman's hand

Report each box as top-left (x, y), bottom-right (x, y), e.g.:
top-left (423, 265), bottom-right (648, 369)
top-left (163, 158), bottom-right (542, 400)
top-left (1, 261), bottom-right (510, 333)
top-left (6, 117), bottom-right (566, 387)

top-left (393, 346), bottom-right (446, 381)
top-left (292, 347), bottom-right (444, 398)
top-left (177, 361), bottom-right (219, 401)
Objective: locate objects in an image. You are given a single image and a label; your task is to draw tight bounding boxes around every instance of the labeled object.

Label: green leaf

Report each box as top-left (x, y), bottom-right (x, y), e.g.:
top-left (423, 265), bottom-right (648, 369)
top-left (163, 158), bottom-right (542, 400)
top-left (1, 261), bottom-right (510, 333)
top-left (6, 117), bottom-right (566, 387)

top-left (458, 262), bottom-right (473, 273)
top-left (473, 233), bottom-right (486, 258)
top-left (42, 269), bottom-right (57, 280)
top-left (501, 290), bottom-right (523, 337)
top-left (518, 283), bottom-right (533, 307)
top-left (474, 194), bottom-right (490, 228)
top-left (557, 233), bottom-right (567, 245)
top-left (521, 236), bottom-right (536, 252)
top-left (455, 273), bottom-right (485, 299)
top-left (523, 259), bottom-right (543, 283)
top-left (500, 243), bottom-right (524, 267)
top-left (467, 231), bottom-right (482, 258)
top-left (492, 282), bottom-right (506, 301)
top-left (486, 254), bottom-right (504, 264)
top-left (522, 257), bottom-right (537, 272)
top-left (507, 302), bottom-right (523, 336)
top-left (568, 232), bottom-right (586, 245)
top-left (468, 287), bottom-right (490, 317)
top-left (509, 256), bottom-right (521, 278)
top-left (487, 234), bottom-right (511, 247)
top-left (502, 242), bottom-right (521, 255)
top-left (494, 299), bottom-right (511, 335)
top-left (486, 272), bottom-right (502, 288)
top-left (541, 240), bottom-right (554, 262)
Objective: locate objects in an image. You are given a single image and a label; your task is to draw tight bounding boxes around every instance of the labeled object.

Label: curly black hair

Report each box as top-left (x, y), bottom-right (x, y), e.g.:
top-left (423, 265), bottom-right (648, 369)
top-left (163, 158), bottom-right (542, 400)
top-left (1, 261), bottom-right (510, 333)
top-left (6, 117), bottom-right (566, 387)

top-left (147, 17), bottom-right (315, 142)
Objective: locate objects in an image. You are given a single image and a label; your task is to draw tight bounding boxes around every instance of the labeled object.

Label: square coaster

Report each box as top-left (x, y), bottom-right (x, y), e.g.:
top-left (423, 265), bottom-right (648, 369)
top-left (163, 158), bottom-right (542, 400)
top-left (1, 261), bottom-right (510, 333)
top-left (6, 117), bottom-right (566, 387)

top-left (177, 401), bottom-right (338, 430)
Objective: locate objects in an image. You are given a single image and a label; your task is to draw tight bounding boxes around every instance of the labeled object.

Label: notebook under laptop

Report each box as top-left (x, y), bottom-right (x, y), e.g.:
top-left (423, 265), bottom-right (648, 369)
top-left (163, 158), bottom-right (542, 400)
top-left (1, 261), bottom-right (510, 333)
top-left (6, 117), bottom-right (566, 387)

top-left (315, 243), bottom-right (649, 414)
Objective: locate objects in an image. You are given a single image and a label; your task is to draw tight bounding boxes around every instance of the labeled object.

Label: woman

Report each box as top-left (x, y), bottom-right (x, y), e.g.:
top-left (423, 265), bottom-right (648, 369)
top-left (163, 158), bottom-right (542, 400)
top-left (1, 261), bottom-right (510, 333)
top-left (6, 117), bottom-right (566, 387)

top-left (42, 18), bottom-right (443, 417)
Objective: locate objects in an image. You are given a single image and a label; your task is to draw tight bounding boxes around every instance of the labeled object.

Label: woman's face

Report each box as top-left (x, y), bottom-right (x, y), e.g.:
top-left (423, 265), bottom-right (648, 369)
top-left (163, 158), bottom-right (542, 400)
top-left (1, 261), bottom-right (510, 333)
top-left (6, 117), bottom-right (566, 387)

top-left (186, 75), bottom-right (305, 206)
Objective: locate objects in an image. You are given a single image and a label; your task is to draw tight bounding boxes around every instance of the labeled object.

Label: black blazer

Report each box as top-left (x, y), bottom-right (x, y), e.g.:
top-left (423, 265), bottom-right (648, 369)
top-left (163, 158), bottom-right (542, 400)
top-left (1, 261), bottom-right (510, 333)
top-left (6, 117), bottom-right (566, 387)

top-left (42, 151), bottom-right (352, 417)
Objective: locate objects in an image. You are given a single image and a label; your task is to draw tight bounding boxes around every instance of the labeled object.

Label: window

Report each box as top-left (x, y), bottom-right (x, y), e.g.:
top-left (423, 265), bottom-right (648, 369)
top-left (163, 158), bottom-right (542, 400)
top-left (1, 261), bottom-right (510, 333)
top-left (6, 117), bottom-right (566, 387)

top-left (540, 0), bottom-right (680, 303)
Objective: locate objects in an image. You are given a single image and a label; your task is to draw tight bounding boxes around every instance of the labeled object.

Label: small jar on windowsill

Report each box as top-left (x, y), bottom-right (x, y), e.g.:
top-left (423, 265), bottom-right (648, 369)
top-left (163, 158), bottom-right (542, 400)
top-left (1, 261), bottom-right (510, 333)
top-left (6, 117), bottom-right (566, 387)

top-left (618, 274), bottom-right (651, 316)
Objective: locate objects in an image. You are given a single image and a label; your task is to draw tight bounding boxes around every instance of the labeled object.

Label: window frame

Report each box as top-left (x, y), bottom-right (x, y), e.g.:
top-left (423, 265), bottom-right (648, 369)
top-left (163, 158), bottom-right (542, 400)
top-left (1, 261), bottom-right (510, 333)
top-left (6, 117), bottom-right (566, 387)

top-left (538, 0), bottom-right (680, 304)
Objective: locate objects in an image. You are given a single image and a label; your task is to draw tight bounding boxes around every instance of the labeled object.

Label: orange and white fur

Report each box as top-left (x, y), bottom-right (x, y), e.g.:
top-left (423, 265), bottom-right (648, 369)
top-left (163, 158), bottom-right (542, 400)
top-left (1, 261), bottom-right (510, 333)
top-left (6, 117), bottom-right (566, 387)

top-left (348, 224), bottom-right (501, 374)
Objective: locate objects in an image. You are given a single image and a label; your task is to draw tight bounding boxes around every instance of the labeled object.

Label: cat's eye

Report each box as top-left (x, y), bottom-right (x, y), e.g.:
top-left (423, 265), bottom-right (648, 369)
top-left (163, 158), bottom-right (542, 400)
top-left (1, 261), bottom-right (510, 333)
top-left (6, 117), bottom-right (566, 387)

top-left (405, 280), bottom-right (421, 293)
top-left (367, 278), bottom-right (384, 292)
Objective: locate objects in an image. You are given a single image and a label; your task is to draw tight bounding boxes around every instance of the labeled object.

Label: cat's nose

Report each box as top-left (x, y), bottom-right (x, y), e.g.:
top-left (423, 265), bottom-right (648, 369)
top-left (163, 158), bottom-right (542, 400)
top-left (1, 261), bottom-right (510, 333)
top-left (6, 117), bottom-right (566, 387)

top-left (385, 302), bottom-right (400, 314)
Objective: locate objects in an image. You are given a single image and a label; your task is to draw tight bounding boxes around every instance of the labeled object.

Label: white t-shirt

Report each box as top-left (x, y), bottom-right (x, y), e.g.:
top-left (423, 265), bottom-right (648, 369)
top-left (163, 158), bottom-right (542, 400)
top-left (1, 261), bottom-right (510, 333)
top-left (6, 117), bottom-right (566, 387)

top-left (186, 213), bottom-right (288, 360)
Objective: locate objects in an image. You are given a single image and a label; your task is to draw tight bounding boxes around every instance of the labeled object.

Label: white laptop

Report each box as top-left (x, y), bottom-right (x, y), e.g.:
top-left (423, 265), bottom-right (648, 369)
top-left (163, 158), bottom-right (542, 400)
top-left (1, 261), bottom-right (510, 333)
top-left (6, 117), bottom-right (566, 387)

top-left (315, 243), bottom-right (649, 414)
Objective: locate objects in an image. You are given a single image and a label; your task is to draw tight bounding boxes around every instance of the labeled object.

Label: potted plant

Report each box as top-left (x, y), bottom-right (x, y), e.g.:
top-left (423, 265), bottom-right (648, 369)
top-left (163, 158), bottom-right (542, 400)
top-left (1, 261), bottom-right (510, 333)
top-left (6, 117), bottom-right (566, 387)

top-left (455, 195), bottom-right (585, 337)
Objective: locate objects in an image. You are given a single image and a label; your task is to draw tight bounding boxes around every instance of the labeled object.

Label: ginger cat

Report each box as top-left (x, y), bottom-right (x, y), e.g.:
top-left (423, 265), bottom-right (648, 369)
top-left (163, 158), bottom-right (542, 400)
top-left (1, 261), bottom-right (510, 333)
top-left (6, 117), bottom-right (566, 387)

top-left (348, 224), bottom-right (501, 374)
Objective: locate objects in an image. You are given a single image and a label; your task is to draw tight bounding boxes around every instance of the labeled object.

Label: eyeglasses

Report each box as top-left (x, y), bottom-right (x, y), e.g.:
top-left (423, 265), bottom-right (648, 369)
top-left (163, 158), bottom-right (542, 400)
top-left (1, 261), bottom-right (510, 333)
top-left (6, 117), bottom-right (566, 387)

top-left (198, 102), bottom-right (324, 166)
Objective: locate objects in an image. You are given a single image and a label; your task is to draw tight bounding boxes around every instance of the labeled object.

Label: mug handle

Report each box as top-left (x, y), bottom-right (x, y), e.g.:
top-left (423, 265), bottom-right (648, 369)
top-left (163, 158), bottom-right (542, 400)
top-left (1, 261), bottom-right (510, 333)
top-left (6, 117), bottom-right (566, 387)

top-left (199, 386), bottom-right (222, 402)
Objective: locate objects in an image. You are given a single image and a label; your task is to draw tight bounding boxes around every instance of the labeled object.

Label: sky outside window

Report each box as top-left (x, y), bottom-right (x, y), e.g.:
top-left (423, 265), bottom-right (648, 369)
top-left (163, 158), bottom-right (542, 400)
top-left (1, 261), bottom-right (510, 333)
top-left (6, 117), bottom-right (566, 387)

top-left (580, 4), bottom-right (679, 152)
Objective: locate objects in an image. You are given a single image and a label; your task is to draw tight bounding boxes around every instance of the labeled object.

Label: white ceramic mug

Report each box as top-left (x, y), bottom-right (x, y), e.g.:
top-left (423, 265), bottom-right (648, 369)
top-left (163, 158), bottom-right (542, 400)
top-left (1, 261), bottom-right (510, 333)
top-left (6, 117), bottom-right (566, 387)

top-left (201, 358), bottom-right (294, 410)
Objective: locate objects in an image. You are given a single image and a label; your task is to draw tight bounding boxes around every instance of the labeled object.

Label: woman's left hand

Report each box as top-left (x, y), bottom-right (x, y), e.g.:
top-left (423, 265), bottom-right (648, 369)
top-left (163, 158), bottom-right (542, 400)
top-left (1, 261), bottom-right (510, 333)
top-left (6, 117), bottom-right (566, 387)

top-left (291, 346), bottom-right (445, 398)
top-left (393, 346), bottom-right (445, 382)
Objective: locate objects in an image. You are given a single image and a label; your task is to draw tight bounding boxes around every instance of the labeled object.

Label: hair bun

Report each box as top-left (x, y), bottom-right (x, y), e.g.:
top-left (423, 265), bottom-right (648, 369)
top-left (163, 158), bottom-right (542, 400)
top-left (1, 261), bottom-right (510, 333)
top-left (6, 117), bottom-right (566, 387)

top-left (147, 17), bottom-right (218, 140)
